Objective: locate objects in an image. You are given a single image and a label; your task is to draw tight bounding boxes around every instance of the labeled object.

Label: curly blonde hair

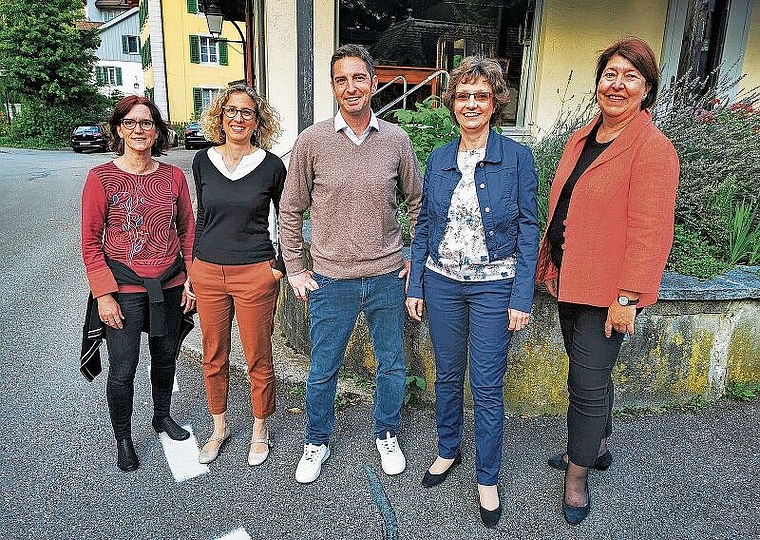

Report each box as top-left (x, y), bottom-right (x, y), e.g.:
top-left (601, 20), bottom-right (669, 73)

top-left (200, 84), bottom-right (282, 150)
top-left (442, 56), bottom-right (510, 127)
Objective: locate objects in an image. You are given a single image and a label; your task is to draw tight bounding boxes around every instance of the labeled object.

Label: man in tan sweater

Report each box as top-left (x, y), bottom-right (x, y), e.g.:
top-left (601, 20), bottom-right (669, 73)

top-left (279, 44), bottom-right (422, 484)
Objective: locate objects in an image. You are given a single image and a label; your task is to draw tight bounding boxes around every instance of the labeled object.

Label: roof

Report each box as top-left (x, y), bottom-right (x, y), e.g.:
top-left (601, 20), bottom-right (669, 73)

top-left (95, 6), bottom-right (138, 32)
top-left (370, 17), bottom-right (496, 67)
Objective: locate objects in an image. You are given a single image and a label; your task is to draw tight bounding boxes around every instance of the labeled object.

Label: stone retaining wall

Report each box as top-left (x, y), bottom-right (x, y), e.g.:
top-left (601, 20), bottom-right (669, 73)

top-left (276, 233), bottom-right (760, 414)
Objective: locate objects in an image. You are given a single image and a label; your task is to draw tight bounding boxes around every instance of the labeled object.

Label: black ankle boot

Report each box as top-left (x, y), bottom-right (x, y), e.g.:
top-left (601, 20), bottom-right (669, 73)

top-left (117, 438), bottom-right (139, 472)
top-left (152, 415), bottom-right (190, 441)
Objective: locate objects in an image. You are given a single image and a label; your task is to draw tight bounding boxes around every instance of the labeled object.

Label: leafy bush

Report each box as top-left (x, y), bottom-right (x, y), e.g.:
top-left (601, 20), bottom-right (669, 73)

top-left (2, 94), bottom-right (115, 148)
top-left (391, 96), bottom-right (459, 173)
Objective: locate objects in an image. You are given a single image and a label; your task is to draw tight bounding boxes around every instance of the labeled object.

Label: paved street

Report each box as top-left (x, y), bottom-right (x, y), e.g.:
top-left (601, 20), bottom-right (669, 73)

top-left (1, 147), bottom-right (759, 540)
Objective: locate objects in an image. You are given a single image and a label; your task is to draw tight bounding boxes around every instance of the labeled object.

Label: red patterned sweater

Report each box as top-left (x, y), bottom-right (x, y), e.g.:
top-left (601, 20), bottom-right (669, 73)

top-left (81, 161), bottom-right (195, 297)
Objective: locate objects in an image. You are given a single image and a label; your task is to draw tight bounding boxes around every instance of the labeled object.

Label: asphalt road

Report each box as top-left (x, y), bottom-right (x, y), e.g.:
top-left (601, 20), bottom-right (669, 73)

top-left (1, 146), bottom-right (759, 540)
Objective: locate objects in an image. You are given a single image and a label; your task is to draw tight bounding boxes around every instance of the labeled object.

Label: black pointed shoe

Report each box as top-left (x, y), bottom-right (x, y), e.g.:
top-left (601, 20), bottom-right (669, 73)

top-left (548, 450), bottom-right (613, 472)
top-left (562, 481), bottom-right (591, 525)
top-left (117, 438), bottom-right (139, 472)
top-left (152, 416), bottom-right (190, 441)
top-left (421, 453), bottom-right (462, 488)
top-left (479, 500), bottom-right (502, 528)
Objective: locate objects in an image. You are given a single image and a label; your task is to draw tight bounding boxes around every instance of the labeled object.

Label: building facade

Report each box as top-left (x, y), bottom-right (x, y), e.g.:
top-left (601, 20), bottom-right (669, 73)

top-left (138, 0), bottom-right (245, 124)
top-left (93, 8), bottom-right (144, 98)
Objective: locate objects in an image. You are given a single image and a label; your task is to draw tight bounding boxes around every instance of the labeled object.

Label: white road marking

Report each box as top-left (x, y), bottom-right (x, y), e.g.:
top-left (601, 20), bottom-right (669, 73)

top-left (158, 425), bottom-right (209, 482)
top-left (215, 528), bottom-right (252, 540)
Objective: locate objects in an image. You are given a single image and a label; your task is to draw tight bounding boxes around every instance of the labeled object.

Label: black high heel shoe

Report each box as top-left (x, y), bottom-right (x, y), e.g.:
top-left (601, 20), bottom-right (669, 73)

top-left (479, 487), bottom-right (502, 529)
top-left (548, 450), bottom-right (613, 472)
top-left (152, 416), bottom-right (190, 441)
top-left (562, 479), bottom-right (591, 525)
top-left (117, 438), bottom-right (139, 472)
top-left (421, 453), bottom-right (462, 488)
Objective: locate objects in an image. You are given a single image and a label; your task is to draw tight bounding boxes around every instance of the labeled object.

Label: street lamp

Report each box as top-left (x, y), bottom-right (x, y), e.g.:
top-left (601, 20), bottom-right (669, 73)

top-left (204, 0), bottom-right (224, 39)
top-left (201, 0), bottom-right (257, 89)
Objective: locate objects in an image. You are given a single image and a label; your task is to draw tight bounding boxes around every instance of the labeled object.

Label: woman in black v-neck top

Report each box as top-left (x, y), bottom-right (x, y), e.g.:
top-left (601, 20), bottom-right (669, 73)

top-left (189, 84), bottom-right (286, 468)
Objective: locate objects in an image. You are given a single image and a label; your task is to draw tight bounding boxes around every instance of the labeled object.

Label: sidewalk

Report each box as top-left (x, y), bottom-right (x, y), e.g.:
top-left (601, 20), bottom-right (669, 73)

top-left (181, 322), bottom-right (760, 539)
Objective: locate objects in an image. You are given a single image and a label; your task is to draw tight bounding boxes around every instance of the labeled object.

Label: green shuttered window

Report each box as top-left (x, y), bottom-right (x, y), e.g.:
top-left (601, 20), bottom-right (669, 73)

top-left (187, 0), bottom-right (198, 14)
top-left (218, 39), bottom-right (228, 66)
top-left (189, 35), bottom-right (200, 64)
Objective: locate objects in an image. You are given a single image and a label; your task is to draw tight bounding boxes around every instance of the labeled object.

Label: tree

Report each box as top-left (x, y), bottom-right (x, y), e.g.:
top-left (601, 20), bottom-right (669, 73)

top-left (0, 0), bottom-right (100, 105)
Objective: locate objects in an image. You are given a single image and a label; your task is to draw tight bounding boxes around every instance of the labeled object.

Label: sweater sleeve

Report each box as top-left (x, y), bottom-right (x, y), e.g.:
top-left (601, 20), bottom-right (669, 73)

top-left (173, 166), bottom-right (196, 275)
top-left (397, 133), bottom-right (423, 234)
top-left (618, 133), bottom-right (680, 294)
top-left (191, 152), bottom-right (205, 260)
top-left (278, 134), bottom-right (313, 275)
top-left (81, 169), bottom-right (118, 298)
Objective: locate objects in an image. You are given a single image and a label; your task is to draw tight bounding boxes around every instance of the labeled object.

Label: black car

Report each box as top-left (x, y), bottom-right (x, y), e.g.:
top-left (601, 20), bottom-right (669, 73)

top-left (71, 124), bottom-right (109, 153)
top-left (184, 122), bottom-right (213, 150)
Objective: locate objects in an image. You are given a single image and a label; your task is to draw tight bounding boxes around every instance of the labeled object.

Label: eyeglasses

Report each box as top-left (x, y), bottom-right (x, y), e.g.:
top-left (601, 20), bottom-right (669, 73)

top-left (221, 106), bottom-right (256, 120)
top-left (121, 119), bottom-right (155, 130)
top-left (454, 91), bottom-right (493, 103)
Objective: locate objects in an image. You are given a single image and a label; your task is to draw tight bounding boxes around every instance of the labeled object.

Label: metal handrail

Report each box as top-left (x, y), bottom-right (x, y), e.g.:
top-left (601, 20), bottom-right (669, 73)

top-left (375, 75), bottom-right (408, 110)
top-left (376, 69), bottom-right (449, 116)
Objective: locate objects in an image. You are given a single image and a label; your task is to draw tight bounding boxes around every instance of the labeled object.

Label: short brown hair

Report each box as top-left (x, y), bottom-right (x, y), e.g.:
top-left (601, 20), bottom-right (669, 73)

top-left (200, 84), bottom-right (282, 150)
top-left (330, 44), bottom-right (375, 80)
top-left (442, 56), bottom-right (509, 127)
top-left (595, 37), bottom-right (660, 110)
top-left (108, 96), bottom-right (170, 156)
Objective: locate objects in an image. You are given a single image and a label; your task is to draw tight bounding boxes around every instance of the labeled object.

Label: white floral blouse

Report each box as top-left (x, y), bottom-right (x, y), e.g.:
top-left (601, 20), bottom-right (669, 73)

top-left (426, 148), bottom-right (517, 281)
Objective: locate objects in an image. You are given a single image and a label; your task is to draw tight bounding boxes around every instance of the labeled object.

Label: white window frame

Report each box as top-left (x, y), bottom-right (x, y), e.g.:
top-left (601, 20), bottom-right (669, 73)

top-left (104, 66), bottom-right (119, 86)
top-left (661, 0), bottom-right (753, 100)
top-left (125, 35), bottom-right (139, 55)
top-left (201, 87), bottom-right (222, 111)
top-left (199, 36), bottom-right (219, 65)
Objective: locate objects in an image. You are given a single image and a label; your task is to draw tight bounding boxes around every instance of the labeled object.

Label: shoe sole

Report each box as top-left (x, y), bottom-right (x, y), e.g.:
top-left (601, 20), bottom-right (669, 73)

top-left (296, 447), bottom-right (331, 484)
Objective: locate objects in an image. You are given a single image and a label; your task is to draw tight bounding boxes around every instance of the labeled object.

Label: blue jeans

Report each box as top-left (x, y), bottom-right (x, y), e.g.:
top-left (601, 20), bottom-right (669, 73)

top-left (305, 269), bottom-right (406, 444)
top-left (424, 270), bottom-right (514, 486)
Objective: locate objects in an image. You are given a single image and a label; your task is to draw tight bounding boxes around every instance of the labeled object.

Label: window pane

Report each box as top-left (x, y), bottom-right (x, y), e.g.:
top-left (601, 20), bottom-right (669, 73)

top-left (127, 36), bottom-right (139, 54)
top-left (338, 0), bottom-right (534, 126)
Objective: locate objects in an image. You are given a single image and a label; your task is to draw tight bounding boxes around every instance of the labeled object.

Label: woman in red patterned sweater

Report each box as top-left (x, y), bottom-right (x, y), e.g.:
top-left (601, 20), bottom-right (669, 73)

top-left (81, 96), bottom-right (196, 472)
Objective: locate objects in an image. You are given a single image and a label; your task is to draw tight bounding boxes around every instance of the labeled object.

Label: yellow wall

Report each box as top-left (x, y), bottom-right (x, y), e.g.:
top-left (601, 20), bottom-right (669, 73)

top-left (161, 3), bottom-right (245, 122)
top-left (741, 1), bottom-right (760, 91)
top-left (531, 0), bottom-right (670, 133)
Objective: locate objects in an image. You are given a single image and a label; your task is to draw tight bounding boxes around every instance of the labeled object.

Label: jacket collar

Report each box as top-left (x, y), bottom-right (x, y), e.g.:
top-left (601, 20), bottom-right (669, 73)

top-left (440, 129), bottom-right (501, 171)
top-left (572, 109), bottom-right (653, 172)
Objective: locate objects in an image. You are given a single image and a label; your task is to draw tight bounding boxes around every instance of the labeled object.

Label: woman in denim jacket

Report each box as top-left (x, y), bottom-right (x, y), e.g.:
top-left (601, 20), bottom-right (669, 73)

top-left (406, 56), bottom-right (539, 528)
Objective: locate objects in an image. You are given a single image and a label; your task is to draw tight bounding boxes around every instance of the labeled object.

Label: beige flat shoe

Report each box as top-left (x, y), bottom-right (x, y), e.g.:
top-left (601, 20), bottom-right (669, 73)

top-left (198, 427), bottom-right (230, 464)
top-left (248, 430), bottom-right (272, 466)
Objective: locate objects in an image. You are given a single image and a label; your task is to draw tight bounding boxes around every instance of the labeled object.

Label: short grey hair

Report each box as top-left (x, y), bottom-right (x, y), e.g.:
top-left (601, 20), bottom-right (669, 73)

top-left (442, 56), bottom-right (509, 126)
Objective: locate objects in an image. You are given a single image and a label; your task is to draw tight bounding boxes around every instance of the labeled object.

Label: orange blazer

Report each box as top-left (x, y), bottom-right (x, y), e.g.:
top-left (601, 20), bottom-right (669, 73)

top-left (535, 109), bottom-right (679, 308)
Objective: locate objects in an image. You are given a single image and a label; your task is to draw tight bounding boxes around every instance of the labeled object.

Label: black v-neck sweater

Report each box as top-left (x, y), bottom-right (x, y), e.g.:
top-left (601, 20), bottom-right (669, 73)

top-left (192, 148), bottom-right (286, 272)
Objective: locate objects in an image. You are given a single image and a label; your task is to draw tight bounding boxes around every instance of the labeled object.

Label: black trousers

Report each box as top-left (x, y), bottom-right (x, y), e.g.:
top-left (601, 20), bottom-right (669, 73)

top-left (104, 286), bottom-right (183, 440)
top-left (557, 302), bottom-right (626, 468)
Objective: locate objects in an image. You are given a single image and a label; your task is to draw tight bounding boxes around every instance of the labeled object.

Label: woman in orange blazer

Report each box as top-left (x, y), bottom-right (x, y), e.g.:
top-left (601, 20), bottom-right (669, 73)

top-left (535, 37), bottom-right (679, 525)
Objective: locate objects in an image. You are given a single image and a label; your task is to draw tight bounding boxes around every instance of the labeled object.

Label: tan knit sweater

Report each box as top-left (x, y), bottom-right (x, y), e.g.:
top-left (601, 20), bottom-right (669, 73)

top-left (279, 118), bottom-right (422, 279)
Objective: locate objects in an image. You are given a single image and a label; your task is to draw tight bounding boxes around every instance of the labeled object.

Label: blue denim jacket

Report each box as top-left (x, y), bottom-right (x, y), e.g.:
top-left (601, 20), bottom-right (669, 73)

top-left (407, 130), bottom-right (540, 313)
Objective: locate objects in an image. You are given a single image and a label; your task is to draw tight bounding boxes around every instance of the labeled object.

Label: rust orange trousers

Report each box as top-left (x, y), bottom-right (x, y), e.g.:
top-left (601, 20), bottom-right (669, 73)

top-left (190, 259), bottom-right (279, 417)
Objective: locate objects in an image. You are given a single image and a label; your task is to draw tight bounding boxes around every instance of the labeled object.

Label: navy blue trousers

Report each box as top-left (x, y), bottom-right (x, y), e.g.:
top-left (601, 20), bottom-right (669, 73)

top-left (425, 270), bottom-right (514, 486)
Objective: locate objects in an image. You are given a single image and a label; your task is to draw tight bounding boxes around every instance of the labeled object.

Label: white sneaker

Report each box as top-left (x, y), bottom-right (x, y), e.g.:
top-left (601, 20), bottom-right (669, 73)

top-left (295, 443), bottom-right (330, 484)
top-left (376, 432), bottom-right (406, 475)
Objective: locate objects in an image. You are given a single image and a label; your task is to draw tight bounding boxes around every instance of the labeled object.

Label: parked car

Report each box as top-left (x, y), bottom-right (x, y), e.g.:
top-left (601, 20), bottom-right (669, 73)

top-left (71, 124), bottom-right (109, 153)
top-left (184, 121), bottom-right (213, 150)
